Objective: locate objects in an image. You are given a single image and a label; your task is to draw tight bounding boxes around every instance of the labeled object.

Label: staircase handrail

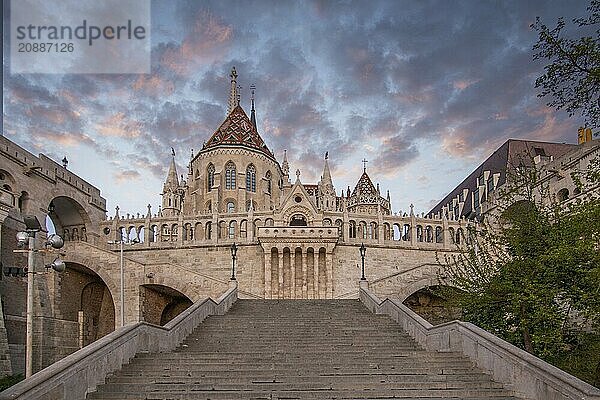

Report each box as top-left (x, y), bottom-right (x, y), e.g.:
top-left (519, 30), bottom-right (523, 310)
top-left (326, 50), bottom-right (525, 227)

top-left (0, 283), bottom-right (238, 400)
top-left (360, 285), bottom-right (600, 400)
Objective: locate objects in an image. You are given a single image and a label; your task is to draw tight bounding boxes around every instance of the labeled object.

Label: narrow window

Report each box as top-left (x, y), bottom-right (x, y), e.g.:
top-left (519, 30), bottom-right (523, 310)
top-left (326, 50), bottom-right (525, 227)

top-left (207, 164), bottom-right (215, 191)
top-left (225, 161), bottom-right (236, 190)
top-left (246, 164), bottom-right (256, 192)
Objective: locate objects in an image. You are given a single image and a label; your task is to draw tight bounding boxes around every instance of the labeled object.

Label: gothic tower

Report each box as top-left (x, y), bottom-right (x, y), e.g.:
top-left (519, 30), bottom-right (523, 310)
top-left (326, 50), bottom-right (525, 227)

top-left (161, 149), bottom-right (183, 216)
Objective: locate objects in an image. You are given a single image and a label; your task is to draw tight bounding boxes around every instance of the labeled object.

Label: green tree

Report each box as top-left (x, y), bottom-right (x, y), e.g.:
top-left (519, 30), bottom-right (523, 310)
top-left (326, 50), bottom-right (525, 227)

top-left (439, 156), bottom-right (600, 385)
top-left (531, 0), bottom-right (600, 130)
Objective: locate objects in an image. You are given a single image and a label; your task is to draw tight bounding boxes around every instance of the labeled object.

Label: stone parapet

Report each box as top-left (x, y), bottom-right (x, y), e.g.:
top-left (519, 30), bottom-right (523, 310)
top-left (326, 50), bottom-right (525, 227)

top-left (0, 284), bottom-right (238, 400)
top-left (359, 286), bottom-right (600, 400)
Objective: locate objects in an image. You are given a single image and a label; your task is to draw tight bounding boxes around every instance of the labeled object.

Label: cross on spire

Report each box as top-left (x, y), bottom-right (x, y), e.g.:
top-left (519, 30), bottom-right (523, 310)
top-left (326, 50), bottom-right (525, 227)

top-left (362, 158), bottom-right (368, 172)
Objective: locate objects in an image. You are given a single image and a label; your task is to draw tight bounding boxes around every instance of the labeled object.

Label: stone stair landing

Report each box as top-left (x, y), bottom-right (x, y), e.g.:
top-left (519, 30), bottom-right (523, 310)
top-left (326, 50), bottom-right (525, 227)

top-left (87, 300), bottom-right (522, 399)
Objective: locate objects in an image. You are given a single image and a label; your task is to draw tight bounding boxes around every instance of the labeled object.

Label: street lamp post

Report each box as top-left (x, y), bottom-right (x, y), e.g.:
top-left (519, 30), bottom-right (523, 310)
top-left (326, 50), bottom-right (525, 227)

top-left (25, 235), bottom-right (35, 378)
top-left (109, 238), bottom-right (138, 328)
top-left (359, 243), bottom-right (366, 281)
top-left (16, 215), bottom-right (64, 378)
top-left (230, 243), bottom-right (237, 280)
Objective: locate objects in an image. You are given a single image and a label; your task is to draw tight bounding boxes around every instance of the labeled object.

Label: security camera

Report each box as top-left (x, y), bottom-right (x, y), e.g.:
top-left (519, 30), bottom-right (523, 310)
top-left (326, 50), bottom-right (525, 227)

top-left (45, 234), bottom-right (64, 249)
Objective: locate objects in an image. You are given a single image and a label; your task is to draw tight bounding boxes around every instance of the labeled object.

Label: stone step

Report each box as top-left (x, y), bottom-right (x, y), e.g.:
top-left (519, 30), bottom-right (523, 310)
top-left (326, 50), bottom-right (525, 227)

top-left (86, 300), bottom-right (521, 400)
top-left (105, 373), bottom-right (502, 386)
top-left (88, 388), bottom-right (517, 400)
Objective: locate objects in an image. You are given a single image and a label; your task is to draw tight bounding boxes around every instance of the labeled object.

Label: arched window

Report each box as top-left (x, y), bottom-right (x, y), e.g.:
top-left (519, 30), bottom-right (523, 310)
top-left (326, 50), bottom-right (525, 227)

top-left (225, 161), bottom-right (236, 190)
top-left (227, 201), bottom-right (235, 213)
top-left (435, 226), bottom-right (443, 243)
top-left (207, 163), bottom-right (215, 191)
top-left (246, 164), bottom-right (256, 192)
top-left (228, 221), bottom-right (236, 239)
top-left (349, 221), bottom-right (357, 239)
top-left (205, 222), bottom-right (212, 240)
top-left (266, 171), bottom-right (272, 194)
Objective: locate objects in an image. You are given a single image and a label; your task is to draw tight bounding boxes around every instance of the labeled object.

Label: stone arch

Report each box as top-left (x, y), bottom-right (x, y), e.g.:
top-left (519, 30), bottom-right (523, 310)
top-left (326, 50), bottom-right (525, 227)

top-left (403, 284), bottom-right (462, 325)
top-left (47, 196), bottom-right (92, 242)
top-left (290, 213), bottom-right (307, 226)
top-left (383, 222), bottom-right (391, 240)
top-left (557, 188), bottom-right (569, 202)
top-left (58, 262), bottom-right (117, 347)
top-left (348, 220), bottom-right (357, 239)
top-left (139, 284), bottom-right (193, 326)
top-left (80, 280), bottom-right (115, 346)
top-left (194, 221), bottom-right (204, 240)
top-left (282, 205), bottom-right (313, 226)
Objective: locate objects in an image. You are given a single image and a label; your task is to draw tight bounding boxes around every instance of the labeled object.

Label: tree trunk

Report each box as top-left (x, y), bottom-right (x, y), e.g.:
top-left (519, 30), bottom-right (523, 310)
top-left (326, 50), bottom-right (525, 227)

top-left (520, 303), bottom-right (534, 354)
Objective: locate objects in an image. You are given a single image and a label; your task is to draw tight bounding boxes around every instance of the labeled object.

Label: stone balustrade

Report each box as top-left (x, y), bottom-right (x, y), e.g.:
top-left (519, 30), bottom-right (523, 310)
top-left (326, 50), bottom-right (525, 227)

top-left (359, 284), bottom-right (600, 400)
top-left (0, 282), bottom-right (238, 400)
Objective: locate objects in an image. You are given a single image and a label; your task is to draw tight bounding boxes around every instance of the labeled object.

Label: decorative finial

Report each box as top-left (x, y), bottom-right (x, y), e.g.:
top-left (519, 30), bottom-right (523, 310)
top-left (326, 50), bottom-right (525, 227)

top-left (410, 203), bottom-right (414, 216)
top-left (295, 169), bottom-right (301, 179)
top-left (227, 66), bottom-right (239, 114)
top-left (62, 156), bottom-right (69, 169)
top-left (362, 158), bottom-right (368, 173)
top-left (250, 84), bottom-right (257, 130)
top-left (325, 151), bottom-right (328, 160)
top-left (171, 147), bottom-right (175, 157)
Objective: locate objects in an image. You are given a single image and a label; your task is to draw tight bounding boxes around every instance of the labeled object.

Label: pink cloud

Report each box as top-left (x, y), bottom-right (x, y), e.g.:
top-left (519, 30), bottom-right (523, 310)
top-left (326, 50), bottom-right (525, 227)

top-left (160, 11), bottom-right (233, 76)
top-left (95, 112), bottom-right (143, 138)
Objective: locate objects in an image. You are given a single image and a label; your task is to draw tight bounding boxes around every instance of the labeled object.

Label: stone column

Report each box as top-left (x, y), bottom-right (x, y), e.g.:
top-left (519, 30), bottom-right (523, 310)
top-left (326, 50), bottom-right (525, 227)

top-left (263, 250), bottom-right (271, 299)
top-left (313, 251), bottom-right (319, 299)
top-left (291, 248), bottom-right (296, 299)
top-left (302, 248), bottom-right (308, 299)
top-left (278, 250), bottom-right (284, 299)
top-left (326, 252), bottom-right (334, 299)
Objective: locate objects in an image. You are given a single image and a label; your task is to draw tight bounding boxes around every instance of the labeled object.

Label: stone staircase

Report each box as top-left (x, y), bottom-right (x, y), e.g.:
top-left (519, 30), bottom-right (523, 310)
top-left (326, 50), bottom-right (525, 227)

top-left (87, 300), bottom-right (521, 399)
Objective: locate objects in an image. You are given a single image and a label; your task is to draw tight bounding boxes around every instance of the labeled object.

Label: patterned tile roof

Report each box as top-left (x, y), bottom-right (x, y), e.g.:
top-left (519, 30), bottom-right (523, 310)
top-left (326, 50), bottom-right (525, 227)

top-left (203, 105), bottom-right (274, 158)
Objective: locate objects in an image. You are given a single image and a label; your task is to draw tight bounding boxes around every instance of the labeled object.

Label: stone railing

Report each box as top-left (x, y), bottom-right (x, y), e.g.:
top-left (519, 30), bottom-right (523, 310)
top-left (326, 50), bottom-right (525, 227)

top-left (0, 282), bottom-right (238, 400)
top-left (359, 285), bottom-right (600, 400)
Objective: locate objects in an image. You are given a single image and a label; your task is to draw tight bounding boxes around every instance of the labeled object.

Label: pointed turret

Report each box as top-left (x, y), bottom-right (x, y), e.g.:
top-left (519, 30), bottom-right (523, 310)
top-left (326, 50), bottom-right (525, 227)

top-left (164, 148), bottom-right (179, 189)
top-left (318, 152), bottom-right (336, 211)
top-left (282, 149), bottom-right (290, 181)
top-left (227, 67), bottom-right (239, 115)
top-left (161, 148), bottom-right (183, 217)
top-left (347, 164), bottom-right (391, 215)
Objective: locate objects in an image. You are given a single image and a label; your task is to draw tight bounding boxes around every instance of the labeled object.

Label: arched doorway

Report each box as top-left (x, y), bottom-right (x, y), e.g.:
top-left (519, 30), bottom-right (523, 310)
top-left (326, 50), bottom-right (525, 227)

top-left (402, 285), bottom-right (462, 325)
top-left (139, 284), bottom-right (192, 326)
top-left (59, 263), bottom-right (115, 348)
top-left (47, 196), bottom-right (91, 242)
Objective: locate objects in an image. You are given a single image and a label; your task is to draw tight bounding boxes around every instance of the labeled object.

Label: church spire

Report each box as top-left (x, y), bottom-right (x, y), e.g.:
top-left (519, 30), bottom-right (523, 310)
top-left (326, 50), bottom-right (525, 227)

top-left (321, 152), bottom-right (332, 185)
top-left (165, 147), bottom-right (179, 188)
top-left (250, 84), bottom-right (257, 130)
top-left (227, 67), bottom-right (239, 115)
top-left (282, 149), bottom-right (289, 176)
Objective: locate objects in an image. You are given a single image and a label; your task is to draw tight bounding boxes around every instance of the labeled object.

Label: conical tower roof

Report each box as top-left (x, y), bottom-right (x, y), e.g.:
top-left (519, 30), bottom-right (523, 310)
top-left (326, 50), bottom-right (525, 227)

top-left (202, 105), bottom-right (274, 159)
top-left (351, 171), bottom-right (377, 199)
top-left (164, 153), bottom-right (179, 188)
top-left (322, 156), bottom-right (332, 185)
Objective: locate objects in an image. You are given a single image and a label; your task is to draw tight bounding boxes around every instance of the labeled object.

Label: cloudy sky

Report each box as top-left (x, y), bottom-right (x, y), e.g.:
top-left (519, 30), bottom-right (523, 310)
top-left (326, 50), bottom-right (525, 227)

top-left (2, 0), bottom-right (591, 217)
